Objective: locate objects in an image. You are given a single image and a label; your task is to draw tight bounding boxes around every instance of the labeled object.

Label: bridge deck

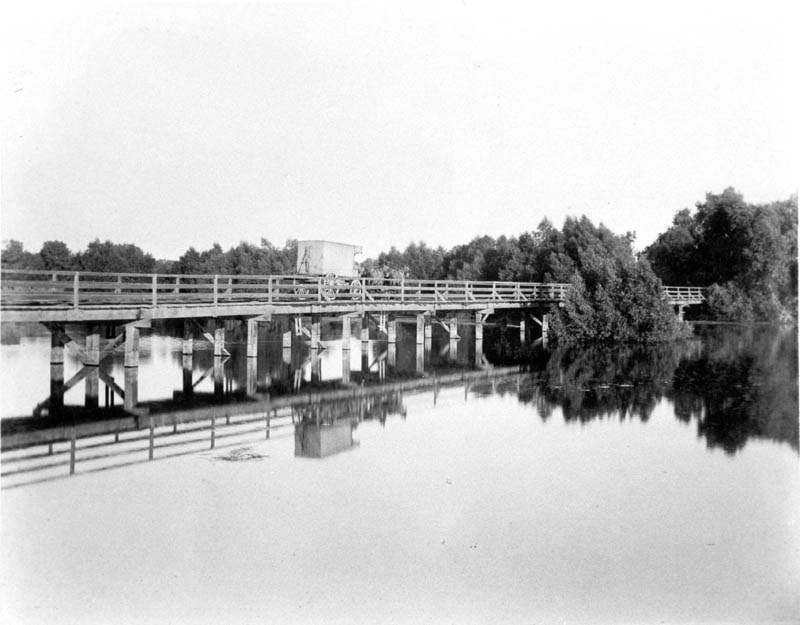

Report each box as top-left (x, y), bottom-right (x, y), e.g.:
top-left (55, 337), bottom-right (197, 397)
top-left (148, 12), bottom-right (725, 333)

top-left (0, 269), bottom-right (705, 323)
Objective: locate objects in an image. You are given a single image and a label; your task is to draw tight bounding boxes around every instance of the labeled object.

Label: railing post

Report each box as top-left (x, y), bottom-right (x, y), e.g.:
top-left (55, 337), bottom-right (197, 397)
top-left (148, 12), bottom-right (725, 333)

top-left (73, 272), bottom-right (80, 308)
top-left (317, 276), bottom-right (322, 303)
top-left (213, 275), bottom-right (218, 306)
top-left (400, 277), bottom-right (405, 304)
top-left (268, 276), bottom-right (273, 303)
top-left (151, 275), bottom-right (157, 306)
top-left (174, 276), bottom-right (180, 294)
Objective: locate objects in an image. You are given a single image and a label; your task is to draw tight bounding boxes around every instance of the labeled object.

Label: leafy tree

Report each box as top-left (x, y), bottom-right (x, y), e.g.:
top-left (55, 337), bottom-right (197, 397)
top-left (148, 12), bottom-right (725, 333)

top-left (645, 188), bottom-right (798, 321)
top-left (1, 240), bottom-right (40, 268)
top-left (39, 240), bottom-right (74, 270)
top-left (75, 239), bottom-right (155, 273)
top-left (550, 243), bottom-right (687, 345)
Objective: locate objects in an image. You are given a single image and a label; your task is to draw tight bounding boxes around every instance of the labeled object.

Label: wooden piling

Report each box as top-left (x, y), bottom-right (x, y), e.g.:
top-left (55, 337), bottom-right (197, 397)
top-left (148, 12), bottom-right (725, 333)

top-left (182, 320), bottom-right (194, 356)
top-left (247, 319), bottom-right (259, 358)
top-left (124, 366), bottom-right (138, 411)
top-left (124, 326), bottom-right (140, 367)
top-left (213, 320), bottom-right (225, 357)
top-left (311, 315), bottom-right (321, 349)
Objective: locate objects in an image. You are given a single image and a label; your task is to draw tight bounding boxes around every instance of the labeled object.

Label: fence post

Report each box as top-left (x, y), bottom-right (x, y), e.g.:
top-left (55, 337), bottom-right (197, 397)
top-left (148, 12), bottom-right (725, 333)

top-left (213, 275), bottom-right (218, 306)
top-left (73, 272), bottom-right (80, 308)
top-left (151, 275), bottom-right (157, 306)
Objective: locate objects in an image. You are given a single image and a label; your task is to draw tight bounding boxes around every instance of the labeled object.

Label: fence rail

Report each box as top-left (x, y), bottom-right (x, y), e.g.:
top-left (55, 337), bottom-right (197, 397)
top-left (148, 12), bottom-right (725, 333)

top-left (0, 269), bottom-right (704, 310)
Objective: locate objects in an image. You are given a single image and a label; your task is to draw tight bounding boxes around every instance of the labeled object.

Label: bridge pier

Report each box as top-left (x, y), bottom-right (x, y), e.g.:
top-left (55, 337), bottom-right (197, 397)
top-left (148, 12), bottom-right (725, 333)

top-left (360, 314), bottom-right (369, 344)
top-left (124, 366), bottom-right (138, 411)
top-left (247, 319), bottom-right (259, 358)
top-left (448, 317), bottom-right (459, 362)
top-left (311, 315), bottom-right (321, 350)
top-left (342, 315), bottom-right (352, 346)
top-left (84, 326), bottom-right (100, 408)
top-left (387, 317), bottom-right (397, 344)
top-left (213, 320), bottom-right (225, 357)
top-left (416, 314), bottom-right (425, 344)
top-left (676, 305), bottom-right (686, 322)
top-left (342, 344), bottom-right (351, 384)
top-left (183, 320), bottom-right (194, 356)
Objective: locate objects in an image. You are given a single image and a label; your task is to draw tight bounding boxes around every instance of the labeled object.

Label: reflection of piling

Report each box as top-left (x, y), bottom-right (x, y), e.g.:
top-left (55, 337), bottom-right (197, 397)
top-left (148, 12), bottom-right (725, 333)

top-left (182, 355), bottom-right (193, 398)
top-left (246, 357), bottom-right (258, 395)
top-left (124, 367), bottom-right (138, 411)
top-left (85, 326), bottom-right (100, 408)
top-left (213, 356), bottom-right (224, 398)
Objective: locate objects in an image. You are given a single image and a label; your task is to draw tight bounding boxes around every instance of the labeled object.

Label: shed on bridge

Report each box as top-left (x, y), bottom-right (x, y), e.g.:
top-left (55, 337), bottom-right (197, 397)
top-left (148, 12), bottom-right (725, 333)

top-left (296, 240), bottom-right (363, 277)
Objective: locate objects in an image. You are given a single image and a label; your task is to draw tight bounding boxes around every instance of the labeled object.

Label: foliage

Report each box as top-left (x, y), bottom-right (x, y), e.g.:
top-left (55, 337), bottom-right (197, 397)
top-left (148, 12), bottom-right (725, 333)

top-left (645, 188), bottom-right (798, 322)
top-left (549, 247), bottom-right (688, 345)
top-left (75, 239), bottom-right (156, 273)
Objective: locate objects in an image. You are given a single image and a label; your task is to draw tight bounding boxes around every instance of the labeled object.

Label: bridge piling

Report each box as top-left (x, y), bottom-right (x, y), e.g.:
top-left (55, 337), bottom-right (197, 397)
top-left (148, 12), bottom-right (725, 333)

top-left (213, 320), bottom-right (225, 357)
top-left (124, 326), bottom-right (140, 368)
top-left (124, 366), bottom-right (138, 411)
top-left (360, 315), bottom-right (369, 344)
top-left (311, 315), bottom-right (321, 350)
top-left (246, 319), bottom-right (259, 358)
top-left (182, 320), bottom-right (193, 356)
top-left (84, 326), bottom-right (100, 408)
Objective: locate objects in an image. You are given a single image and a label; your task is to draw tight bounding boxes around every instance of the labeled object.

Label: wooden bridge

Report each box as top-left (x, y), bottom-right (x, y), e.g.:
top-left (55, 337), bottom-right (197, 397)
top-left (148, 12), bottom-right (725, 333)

top-left (1, 268), bottom-right (705, 323)
top-left (0, 268), bottom-right (705, 427)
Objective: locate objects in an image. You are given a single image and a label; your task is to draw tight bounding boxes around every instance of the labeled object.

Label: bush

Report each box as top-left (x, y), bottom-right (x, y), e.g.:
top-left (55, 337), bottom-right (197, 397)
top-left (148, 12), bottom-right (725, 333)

top-left (550, 254), bottom-right (689, 345)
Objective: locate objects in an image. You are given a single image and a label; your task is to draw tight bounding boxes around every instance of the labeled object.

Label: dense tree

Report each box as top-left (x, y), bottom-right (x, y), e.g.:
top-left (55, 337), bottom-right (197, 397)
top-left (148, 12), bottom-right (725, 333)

top-left (1, 240), bottom-right (40, 269)
top-left (39, 240), bottom-right (74, 270)
top-left (549, 241), bottom-right (687, 345)
top-left (645, 188), bottom-right (798, 321)
top-left (75, 239), bottom-right (156, 273)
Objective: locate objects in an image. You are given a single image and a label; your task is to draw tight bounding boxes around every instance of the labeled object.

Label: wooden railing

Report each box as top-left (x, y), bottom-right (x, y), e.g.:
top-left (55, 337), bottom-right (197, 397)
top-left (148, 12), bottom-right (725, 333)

top-left (0, 269), bottom-right (571, 309)
top-left (0, 269), bottom-right (704, 309)
top-left (661, 286), bottom-right (706, 304)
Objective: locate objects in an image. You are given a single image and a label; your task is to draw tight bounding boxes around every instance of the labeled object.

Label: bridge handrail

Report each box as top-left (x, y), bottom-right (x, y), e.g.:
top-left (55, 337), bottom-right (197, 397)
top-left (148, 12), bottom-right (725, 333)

top-left (1, 268), bottom-right (703, 309)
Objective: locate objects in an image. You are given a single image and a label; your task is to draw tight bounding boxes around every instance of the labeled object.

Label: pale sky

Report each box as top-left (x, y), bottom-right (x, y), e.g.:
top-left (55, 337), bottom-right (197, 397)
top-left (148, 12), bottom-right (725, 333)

top-left (2, 0), bottom-right (797, 261)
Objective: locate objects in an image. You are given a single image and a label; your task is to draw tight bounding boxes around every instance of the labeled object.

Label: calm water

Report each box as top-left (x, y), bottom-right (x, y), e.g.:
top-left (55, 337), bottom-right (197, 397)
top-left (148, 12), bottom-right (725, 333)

top-left (1, 321), bottom-right (798, 624)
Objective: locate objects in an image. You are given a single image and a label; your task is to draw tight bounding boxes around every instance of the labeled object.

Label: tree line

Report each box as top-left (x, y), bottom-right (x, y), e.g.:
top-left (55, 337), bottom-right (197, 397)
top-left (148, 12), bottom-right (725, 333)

top-left (2, 188), bottom-right (796, 337)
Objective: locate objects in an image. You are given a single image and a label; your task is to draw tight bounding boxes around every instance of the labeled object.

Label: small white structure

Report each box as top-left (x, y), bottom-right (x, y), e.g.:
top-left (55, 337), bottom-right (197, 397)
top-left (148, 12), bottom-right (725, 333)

top-left (296, 240), bottom-right (363, 277)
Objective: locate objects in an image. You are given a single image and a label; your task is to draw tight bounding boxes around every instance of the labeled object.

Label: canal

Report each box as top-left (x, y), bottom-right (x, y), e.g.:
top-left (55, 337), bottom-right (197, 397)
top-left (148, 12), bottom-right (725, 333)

top-left (1, 322), bottom-right (798, 624)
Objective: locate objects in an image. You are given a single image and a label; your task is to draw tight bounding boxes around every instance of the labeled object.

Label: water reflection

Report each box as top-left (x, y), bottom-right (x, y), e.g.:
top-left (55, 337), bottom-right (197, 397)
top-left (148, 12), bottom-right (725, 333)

top-left (523, 325), bottom-right (798, 453)
top-left (1, 321), bottom-right (797, 489)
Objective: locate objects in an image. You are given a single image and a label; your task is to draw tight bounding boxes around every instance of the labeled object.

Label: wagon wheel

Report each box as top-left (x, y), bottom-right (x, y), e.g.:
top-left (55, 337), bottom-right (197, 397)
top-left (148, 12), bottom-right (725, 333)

top-left (321, 273), bottom-right (339, 302)
top-left (293, 278), bottom-right (310, 297)
top-left (349, 278), bottom-right (362, 300)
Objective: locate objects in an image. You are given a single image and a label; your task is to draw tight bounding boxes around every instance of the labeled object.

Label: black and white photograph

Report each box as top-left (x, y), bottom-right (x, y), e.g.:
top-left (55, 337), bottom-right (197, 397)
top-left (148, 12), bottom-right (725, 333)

top-left (1, 1), bottom-right (798, 624)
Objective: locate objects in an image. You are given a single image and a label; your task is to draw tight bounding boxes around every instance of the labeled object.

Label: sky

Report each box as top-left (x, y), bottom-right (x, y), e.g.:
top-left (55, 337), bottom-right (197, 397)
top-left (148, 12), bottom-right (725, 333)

top-left (1, 0), bottom-right (797, 261)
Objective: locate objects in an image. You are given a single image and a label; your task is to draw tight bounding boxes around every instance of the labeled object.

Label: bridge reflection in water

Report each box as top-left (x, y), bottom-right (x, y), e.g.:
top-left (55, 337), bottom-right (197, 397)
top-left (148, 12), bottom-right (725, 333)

top-left (2, 323), bottom-right (796, 489)
top-left (1, 363), bottom-right (529, 489)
